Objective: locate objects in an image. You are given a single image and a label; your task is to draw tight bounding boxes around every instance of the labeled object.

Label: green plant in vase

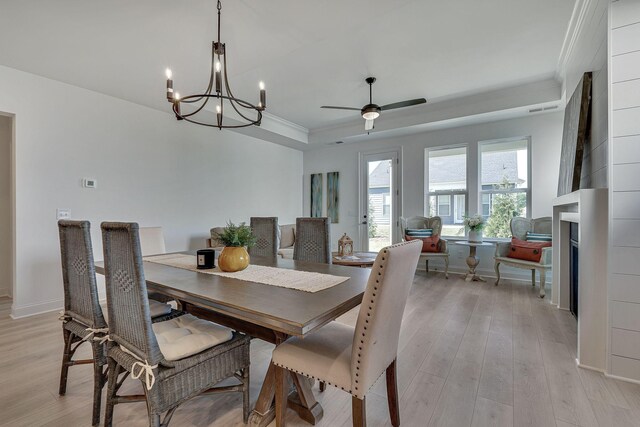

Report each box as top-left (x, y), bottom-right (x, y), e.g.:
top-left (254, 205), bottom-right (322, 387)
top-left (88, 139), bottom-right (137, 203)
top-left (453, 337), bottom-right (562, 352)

top-left (214, 221), bottom-right (256, 272)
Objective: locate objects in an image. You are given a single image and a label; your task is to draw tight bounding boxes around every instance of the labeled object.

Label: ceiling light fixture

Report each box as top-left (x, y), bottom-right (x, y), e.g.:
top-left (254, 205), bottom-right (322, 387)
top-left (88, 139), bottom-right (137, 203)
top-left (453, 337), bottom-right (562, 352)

top-left (165, 0), bottom-right (266, 129)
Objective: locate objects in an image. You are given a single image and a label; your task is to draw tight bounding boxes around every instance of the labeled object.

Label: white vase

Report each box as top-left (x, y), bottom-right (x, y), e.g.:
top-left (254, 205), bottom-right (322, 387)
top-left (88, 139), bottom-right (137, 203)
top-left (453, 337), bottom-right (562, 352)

top-left (469, 230), bottom-right (483, 243)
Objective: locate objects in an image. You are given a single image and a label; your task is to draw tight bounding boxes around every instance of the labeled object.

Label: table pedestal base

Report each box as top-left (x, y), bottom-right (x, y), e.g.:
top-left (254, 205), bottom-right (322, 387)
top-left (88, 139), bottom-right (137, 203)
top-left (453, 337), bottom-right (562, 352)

top-left (464, 246), bottom-right (486, 282)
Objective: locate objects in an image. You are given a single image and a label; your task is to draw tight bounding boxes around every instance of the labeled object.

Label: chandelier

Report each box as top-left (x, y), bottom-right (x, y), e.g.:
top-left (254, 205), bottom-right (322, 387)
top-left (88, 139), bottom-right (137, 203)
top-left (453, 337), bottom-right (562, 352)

top-left (165, 0), bottom-right (266, 129)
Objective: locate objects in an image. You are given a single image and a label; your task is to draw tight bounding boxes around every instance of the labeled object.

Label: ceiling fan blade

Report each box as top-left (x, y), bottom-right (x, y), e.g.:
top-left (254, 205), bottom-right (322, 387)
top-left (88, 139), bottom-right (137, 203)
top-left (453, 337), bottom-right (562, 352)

top-left (380, 98), bottom-right (427, 111)
top-left (321, 105), bottom-right (362, 111)
top-left (365, 119), bottom-right (375, 131)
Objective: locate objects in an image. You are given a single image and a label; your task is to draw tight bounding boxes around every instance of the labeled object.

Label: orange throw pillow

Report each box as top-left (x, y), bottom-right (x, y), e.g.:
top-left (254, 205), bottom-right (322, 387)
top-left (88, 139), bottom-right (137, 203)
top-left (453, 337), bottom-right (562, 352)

top-left (507, 238), bottom-right (551, 262)
top-left (406, 235), bottom-right (440, 253)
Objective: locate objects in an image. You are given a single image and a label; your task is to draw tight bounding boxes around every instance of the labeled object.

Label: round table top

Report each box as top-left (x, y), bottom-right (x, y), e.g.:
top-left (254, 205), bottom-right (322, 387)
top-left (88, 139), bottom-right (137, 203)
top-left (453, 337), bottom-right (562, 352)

top-left (454, 240), bottom-right (494, 247)
top-left (332, 252), bottom-right (378, 266)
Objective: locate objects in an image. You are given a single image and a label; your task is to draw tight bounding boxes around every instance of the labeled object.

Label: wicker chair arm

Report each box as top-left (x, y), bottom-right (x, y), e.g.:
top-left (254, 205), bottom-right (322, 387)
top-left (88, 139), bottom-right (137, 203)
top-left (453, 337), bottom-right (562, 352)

top-left (438, 238), bottom-right (448, 253)
top-left (541, 247), bottom-right (553, 265)
top-left (495, 242), bottom-right (511, 258)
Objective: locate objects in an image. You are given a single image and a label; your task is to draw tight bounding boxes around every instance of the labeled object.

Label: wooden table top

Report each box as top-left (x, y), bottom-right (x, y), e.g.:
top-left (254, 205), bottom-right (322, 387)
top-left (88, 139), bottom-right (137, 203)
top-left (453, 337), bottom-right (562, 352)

top-left (95, 252), bottom-right (370, 337)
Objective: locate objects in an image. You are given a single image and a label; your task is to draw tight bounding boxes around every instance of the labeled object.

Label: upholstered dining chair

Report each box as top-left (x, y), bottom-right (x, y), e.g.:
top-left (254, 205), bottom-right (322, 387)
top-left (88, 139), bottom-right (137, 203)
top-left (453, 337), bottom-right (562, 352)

top-left (57, 221), bottom-right (180, 425)
top-left (400, 216), bottom-right (450, 278)
top-left (272, 240), bottom-right (422, 427)
top-left (293, 217), bottom-right (331, 264)
top-left (494, 217), bottom-right (552, 298)
top-left (249, 217), bottom-right (280, 259)
top-left (139, 226), bottom-right (167, 256)
top-left (101, 222), bottom-right (251, 427)
top-left (139, 226), bottom-right (175, 305)
top-left (57, 220), bottom-right (109, 426)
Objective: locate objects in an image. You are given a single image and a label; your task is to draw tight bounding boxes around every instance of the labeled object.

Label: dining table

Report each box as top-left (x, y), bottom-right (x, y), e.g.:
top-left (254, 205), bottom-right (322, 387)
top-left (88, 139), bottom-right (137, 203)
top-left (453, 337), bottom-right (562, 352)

top-left (95, 251), bottom-right (371, 427)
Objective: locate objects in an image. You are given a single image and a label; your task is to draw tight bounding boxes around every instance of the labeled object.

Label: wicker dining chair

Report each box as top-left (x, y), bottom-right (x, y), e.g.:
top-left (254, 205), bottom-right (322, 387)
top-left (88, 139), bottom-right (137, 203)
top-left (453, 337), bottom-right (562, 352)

top-left (272, 240), bottom-right (422, 427)
top-left (100, 222), bottom-right (251, 427)
top-left (293, 217), bottom-right (331, 264)
top-left (249, 217), bottom-right (279, 259)
top-left (57, 220), bottom-right (109, 426)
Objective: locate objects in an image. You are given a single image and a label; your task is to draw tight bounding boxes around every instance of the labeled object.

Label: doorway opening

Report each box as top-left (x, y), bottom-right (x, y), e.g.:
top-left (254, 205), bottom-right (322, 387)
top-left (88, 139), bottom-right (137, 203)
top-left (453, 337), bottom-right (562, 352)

top-left (0, 114), bottom-right (14, 302)
top-left (359, 149), bottom-right (401, 252)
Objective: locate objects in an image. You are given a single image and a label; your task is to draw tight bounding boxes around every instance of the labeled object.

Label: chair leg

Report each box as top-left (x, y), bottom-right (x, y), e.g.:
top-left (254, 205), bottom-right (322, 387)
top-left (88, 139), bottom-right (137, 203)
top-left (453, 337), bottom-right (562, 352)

top-left (531, 269), bottom-right (536, 286)
top-left (275, 365), bottom-right (288, 426)
top-left (352, 395), bottom-right (367, 427)
top-left (91, 355), bottom-right (104, 426)
top-left (242, 367), bottom-right (250, 424)
top-left (148, 413), bottom-right (161, 427)
top-left (59, 329), bottom-right (73, 395)
top-left (444, 256), bottom-right (449, 279)
top-left (494, 262), bottom-right (501, 286)
top-left (539, 270), bottom-right (546, 298)
top-left (385, 359), bottom-right (400, 427)
top-left (104, 358), bottom-right (119, 427)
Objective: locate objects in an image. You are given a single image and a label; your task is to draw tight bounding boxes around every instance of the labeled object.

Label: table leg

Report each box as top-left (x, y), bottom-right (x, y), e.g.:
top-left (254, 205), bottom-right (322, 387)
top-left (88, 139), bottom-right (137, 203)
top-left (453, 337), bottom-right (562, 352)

top-left (465, 246), bottom-right (486, 282)
top-left (248, 339), bottom-right (324, 426)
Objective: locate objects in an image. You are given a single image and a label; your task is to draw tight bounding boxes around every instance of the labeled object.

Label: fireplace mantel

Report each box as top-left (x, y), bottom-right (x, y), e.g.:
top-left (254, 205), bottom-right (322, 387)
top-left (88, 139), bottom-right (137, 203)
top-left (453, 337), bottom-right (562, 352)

top-left (552, 189), bottom-right (608, 371)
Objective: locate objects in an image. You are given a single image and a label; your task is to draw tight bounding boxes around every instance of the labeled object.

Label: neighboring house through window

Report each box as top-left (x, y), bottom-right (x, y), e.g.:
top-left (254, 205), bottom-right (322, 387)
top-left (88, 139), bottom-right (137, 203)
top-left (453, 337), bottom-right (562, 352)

top-left (426, 146), bottom-right (467, 237)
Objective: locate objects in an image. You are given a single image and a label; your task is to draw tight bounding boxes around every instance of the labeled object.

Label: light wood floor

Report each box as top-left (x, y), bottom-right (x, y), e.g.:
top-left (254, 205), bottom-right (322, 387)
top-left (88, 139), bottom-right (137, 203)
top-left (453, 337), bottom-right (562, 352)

top-left (2, 272), bottom-right (640, 427)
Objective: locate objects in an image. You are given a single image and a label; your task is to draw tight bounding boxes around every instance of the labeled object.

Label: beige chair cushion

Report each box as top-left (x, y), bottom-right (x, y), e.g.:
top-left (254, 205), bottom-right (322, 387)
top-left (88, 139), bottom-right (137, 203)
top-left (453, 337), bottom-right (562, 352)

top-left (152, 313), bottom-right (234, 361)
top-left (149, 299), bottom-right (172, 318)
top-left (279, 224), bottom-right (295, 249)
top-left (277, 247), bottom-right (294, 259)
top-left (272, 322), bottom-right (354, 392)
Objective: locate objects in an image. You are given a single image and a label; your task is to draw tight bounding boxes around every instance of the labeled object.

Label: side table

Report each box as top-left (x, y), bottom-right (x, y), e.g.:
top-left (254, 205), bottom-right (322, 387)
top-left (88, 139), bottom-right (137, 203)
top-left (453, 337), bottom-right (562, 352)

top-left (454, 241), bottom-right (494, 282)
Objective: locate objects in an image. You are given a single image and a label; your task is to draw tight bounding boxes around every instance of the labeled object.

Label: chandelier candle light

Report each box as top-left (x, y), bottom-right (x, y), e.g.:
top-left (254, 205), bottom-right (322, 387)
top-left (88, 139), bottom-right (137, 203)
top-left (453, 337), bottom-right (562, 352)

top-left (165, 0), bottom-right (266, 129)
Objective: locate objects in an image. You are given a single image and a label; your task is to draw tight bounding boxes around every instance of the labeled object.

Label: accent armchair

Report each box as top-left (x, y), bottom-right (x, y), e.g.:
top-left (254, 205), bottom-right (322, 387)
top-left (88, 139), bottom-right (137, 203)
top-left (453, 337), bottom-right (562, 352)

top-left (400, 216), bottom-right (449, 278)
top-left (494, 217), bottom-right (552, 298)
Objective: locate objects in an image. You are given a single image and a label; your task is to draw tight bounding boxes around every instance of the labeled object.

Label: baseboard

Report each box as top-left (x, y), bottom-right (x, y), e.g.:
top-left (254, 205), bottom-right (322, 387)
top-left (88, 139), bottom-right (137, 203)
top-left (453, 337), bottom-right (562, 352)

top-left (418, 262), bottom-right (544, 285)
top-left (10, 298), bottom-right (64, 319)
top-left (605, 372), bottom-right (640, 386)
top-left (575, 359), bottom-right (606, 373)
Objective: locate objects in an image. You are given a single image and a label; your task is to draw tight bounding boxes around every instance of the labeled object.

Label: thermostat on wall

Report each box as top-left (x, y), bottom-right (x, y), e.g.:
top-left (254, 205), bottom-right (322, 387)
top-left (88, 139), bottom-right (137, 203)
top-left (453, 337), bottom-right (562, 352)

top-left (83, 178), bottom-right (97, 188)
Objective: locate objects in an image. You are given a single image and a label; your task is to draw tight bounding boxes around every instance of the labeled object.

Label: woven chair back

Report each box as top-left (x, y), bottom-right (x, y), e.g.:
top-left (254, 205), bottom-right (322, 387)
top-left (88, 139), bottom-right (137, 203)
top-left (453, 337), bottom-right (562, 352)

top-left (101, 222), bottom-right (163, 365)
top-left (400, 216), bottom-right (443, 237)
top-left (293, 217), bottom-right (331, 264)
top-left (510, 217), bottom-right (552, 240)
top-left (58, 220), bottom-right (107, 329)
top-left (249, 217), bottom-right (279, 259)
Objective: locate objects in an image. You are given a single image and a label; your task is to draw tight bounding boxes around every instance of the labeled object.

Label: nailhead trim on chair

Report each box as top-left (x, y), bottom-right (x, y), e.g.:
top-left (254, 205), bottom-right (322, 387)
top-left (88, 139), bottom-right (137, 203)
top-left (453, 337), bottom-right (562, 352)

top-left (275, 240), bottom-right (417, 398)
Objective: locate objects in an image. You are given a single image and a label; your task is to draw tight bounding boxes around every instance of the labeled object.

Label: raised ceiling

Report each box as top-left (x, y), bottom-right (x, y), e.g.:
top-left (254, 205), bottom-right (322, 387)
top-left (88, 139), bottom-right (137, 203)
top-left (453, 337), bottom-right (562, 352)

top-left (0, 0), bottom-right (575, 137)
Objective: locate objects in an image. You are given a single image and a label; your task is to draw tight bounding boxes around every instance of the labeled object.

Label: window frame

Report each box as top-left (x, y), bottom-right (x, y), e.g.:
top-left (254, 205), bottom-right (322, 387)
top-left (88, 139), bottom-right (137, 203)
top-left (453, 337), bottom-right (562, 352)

top-left (424, 144), bottom-right (469, 237)
top-left (477, 137), bottom-right (532, 236)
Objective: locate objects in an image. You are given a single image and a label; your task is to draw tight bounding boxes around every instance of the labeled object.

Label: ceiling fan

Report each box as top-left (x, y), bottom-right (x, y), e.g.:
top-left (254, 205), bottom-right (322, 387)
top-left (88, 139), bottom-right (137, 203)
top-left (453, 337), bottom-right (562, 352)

top-left (321, 77), bottom-right (426, 131)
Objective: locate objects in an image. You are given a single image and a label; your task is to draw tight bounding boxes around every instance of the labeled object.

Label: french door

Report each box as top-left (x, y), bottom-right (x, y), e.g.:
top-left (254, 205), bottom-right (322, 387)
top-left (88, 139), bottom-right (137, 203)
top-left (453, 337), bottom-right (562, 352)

top-left (358, 150), bottom-right (401, 252)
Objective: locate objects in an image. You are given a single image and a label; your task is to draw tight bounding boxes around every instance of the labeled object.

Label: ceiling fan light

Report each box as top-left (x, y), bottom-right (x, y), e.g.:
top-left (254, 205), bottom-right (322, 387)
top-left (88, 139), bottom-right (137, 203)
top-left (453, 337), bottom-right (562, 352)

top-left (362, 110), bottom-right (380, 120)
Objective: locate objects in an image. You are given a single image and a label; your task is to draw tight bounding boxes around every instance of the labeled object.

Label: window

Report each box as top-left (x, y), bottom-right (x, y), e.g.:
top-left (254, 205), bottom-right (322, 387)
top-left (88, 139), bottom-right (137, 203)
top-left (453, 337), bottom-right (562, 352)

top-left (479, 138), bottom-right (530, 238)
top-left (426, 146), bottom-right (467, 237)
top-left (437, 195), bottom-right (451, 216)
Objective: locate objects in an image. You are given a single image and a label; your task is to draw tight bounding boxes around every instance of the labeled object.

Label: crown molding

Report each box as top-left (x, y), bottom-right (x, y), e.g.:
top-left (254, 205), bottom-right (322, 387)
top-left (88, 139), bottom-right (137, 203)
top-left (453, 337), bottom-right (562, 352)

top-left (556, 0), bottom-right (594, 84)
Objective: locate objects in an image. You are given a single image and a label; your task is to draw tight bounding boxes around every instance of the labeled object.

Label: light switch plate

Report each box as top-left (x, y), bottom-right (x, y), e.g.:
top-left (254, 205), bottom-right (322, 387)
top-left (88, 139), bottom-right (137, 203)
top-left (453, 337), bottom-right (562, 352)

top-left (56, 209), bottom-right (71, 220)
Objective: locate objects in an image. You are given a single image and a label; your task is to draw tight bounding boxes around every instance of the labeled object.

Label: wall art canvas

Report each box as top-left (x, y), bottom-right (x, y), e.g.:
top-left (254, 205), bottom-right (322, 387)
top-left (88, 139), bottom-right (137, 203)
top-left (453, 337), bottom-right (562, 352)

top-left (558, 72), bottom-right (592, 196)
top-left (327, 171), bottom-right (339, 223)
top-left (310, 173), bottom-right (323, 217)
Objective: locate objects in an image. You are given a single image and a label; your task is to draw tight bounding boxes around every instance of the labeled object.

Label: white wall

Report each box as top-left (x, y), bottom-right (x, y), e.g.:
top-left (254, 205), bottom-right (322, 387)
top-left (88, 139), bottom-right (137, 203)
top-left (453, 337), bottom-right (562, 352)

top-left (0, 115), bottom-right (11, 297)
top-left (0, 65), bottom-right (303, 318)
top-left (303, 112), bottom-right (564, 279)
top-left (608, 0), bottom-right (640, 382)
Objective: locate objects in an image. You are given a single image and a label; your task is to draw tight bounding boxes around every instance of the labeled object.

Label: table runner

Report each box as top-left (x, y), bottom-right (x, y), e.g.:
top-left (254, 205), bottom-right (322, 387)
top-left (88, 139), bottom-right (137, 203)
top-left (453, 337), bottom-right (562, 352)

top-left (144, 253), bottom-right (349, 293)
